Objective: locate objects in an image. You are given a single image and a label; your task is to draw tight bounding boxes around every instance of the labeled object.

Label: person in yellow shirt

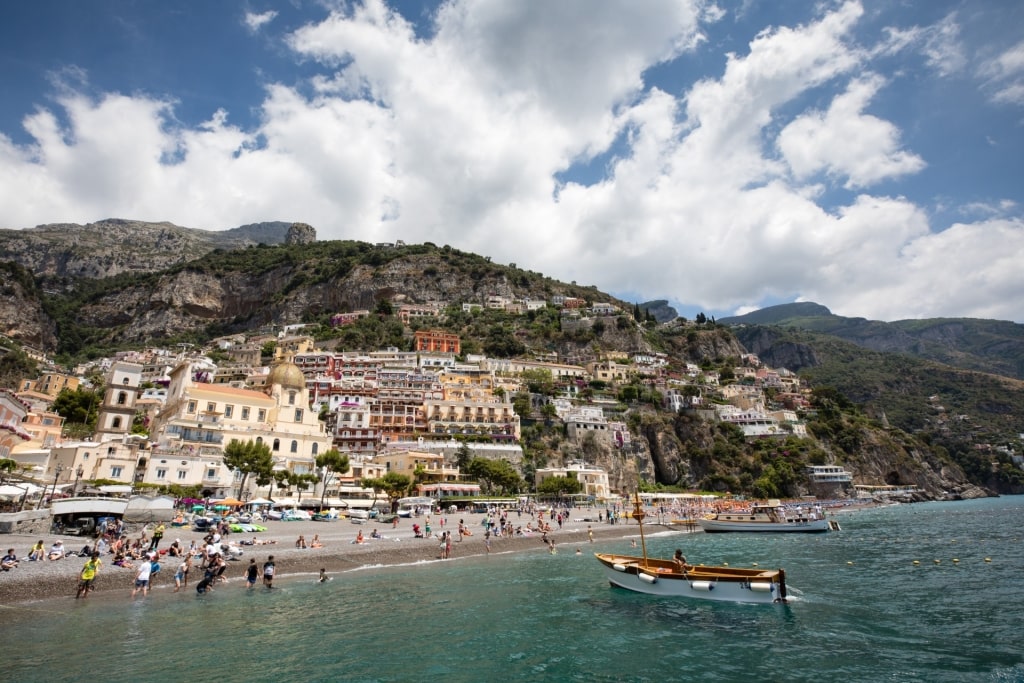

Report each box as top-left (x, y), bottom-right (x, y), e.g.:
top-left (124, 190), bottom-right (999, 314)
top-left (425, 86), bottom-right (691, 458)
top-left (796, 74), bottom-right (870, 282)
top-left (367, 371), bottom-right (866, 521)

top-left (76, 552), bottom-right (102, 599)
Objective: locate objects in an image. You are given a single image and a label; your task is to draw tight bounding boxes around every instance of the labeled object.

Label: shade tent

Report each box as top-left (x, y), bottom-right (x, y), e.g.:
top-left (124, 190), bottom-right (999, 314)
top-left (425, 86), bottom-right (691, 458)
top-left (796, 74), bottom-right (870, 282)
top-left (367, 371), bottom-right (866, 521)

top-left (211, 497), bottom-right (244, 507)
top-left (0, 483), bottom-right (42, 496)
top-left (246, 498), bottom-right (273, 506)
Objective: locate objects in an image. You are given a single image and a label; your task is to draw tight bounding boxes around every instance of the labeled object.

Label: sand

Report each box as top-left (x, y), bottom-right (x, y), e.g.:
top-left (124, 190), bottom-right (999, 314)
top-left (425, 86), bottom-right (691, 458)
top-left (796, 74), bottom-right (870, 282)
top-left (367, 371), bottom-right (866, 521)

top-left (0, 511), bottom-right (656, 604)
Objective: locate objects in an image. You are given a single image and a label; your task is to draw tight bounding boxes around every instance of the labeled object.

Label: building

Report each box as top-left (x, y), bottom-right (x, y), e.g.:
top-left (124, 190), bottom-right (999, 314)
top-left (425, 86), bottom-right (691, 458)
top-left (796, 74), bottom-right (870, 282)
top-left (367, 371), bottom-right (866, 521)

top-left (535, 461), bottom-right (610, 500)
top-left (413, 329), bottom-right (460, 354)
top-left (94, 361), bottom-right (143, 442)
top-left (148, 360), bottom-right (332, 497)
top-left (18, 371), bottom-right (81, 399)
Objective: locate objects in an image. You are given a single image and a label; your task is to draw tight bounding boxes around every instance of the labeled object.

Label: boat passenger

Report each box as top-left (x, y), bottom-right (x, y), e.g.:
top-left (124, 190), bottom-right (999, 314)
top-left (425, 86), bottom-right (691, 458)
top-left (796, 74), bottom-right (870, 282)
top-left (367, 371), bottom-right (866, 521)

top-left (673, 549), bottom-right (687, 569)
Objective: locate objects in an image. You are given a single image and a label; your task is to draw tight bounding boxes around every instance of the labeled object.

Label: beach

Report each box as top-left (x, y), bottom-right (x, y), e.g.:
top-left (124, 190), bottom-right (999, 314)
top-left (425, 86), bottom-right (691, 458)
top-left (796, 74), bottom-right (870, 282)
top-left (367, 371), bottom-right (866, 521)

top-left (0, 510), bottom-right (651, 604)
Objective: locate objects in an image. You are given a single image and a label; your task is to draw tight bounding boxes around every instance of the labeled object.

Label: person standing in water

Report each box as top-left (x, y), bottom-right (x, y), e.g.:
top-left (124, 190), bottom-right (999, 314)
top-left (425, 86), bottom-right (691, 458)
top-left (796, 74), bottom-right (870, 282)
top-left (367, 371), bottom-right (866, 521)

top-left (262, 555), bottom-right (276, 588)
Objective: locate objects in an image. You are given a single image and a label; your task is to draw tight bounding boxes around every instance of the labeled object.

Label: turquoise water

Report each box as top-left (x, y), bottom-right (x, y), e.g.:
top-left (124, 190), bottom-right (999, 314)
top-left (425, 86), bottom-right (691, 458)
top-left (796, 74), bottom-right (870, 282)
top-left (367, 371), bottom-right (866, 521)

top-left (3, 497), bottom-right (1023, 682)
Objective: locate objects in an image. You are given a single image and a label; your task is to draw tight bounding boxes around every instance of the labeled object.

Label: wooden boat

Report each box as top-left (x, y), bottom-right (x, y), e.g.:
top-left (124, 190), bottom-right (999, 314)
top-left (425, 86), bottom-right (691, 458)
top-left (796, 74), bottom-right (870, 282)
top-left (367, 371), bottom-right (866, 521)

top-left (698, 499), bottom-right (835, 533)
top-left (594, 494), bottom-right (789, 604)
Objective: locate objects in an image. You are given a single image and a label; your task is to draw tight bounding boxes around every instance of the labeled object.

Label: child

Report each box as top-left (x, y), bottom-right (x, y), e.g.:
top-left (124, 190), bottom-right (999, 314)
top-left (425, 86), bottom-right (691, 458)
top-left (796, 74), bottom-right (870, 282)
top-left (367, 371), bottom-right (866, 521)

top-left (318, 568), bottom-right (329, 583)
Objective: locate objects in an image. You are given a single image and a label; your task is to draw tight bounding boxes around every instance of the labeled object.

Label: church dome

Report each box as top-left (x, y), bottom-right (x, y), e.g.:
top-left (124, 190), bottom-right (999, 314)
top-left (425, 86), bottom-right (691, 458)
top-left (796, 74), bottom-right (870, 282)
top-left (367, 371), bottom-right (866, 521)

top-left (266, 361), bottom-right (306, 391)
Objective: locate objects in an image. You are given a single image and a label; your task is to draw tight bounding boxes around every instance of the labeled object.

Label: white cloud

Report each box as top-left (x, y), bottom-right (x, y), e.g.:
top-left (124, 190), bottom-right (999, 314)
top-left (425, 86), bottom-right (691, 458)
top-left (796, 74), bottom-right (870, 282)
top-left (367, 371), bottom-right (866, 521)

top-left (0, 0), bottom-right (1021, 323)
top-left (777, 74), bottom-right (926, 188)
top-left (244, 10), bottom-right (278, 33)
top-left (981, 40), bottom-right (1024, 105)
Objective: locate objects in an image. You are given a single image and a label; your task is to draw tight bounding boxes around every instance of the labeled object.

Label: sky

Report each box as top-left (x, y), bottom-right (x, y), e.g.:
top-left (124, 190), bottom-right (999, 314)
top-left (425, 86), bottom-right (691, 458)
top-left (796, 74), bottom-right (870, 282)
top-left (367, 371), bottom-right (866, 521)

top-left (1, 1), bottom-right (1023, 324)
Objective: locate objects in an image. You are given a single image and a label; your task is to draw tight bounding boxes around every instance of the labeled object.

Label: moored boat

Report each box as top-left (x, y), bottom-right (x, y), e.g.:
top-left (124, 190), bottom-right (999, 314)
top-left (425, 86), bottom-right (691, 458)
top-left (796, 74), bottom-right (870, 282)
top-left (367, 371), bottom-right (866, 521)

top-left (698, 499), bottom-right (836, 533)
top-left (594, 493), bottom-right (790, 604)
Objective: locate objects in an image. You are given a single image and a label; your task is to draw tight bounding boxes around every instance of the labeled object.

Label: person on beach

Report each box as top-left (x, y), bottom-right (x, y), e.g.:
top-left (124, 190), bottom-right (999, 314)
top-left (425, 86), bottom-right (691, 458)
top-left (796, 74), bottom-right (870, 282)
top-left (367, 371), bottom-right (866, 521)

top-left (3, 548), bottom-right (19, 571)
top-left (76, 553), bottom-right (102, 599)
top-left (28, 540), bottom-right (45, 561)
top-left (588, 526), bottom-right (594, 543)
top-left (262, 556), bottom-right (275, 588)
top-left (174, 556), bottom-right (190, 592)
top-left (318, 568), bottom-right (329, 583)
top-left (457, 519), bottom-right (466, 541)
top-left (354, 530), bottom-right (364, 544)
top-left (295, 535), bottom-right (307, 549)
top-left (195, 574), bottom-right (214, 594)
top-left (310, 535), bottom-right (323, 548)
top-left (48, 541), bottom-right (65, 561)
top-left (131, 557), bottom-right (152, 597)
top-left (149, 523), bottom-right (165, 551)
top-left (244, 558), bottom-right (259, 589)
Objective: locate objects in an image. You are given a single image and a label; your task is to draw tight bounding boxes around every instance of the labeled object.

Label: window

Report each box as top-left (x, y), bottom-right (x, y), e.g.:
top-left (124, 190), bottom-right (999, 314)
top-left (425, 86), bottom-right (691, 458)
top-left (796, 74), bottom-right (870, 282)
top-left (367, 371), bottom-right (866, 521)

top-left (224, 405), bottom-right (234, 418)
top-left (187, 401), bottom-right (197, 414)
top-left (258, 409), bottom-right (266, 422)
top-left (156, 468), bottom-right (167, 480)
top-left (207, 402), bottom-right (216, 413)
top-left (117, 391), bottom-right (127, 406)
top-left (241, 407), bottom-right (250, 420)
top-left (111, 466), bottom-right (123, 477)
top-left (290, 440), bottom-right (298, 453)
top-left (206, 468), bottom-right (217, 479)
top-left (288, 391), bottom-right (297, 406)
top-left (311, 443), bottom-right (319, 456)
top-left (273, 439), bottom-right (280, 452)
top-left (112, 417), bottom-right (122, 429)
top-left (294, 408), bottom-right (303, 422)
top-left (177, 471), bottom-right (187, 480)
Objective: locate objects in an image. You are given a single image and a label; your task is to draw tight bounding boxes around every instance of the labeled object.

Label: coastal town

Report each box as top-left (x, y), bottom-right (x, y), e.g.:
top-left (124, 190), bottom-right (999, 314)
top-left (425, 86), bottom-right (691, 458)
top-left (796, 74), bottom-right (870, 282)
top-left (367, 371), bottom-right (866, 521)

top-left (0, 292), bottom-right (866, 600)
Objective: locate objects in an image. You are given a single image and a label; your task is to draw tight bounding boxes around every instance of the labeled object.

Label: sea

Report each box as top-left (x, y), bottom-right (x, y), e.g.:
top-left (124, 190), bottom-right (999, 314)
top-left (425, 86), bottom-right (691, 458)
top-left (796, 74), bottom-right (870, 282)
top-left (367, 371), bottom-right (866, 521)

top-left (3, 496), bottom-right (1023, 683)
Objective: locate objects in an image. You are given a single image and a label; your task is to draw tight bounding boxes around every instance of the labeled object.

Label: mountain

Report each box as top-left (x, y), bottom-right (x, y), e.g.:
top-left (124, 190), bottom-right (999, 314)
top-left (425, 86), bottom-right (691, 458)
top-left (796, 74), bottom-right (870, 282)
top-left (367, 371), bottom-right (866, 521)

top-left (0, 218), bottom-right (291, 288)
top-left (721, 303), bottom-right (1024, 381)
top-left (0, 221), bottom-right (1018, 498)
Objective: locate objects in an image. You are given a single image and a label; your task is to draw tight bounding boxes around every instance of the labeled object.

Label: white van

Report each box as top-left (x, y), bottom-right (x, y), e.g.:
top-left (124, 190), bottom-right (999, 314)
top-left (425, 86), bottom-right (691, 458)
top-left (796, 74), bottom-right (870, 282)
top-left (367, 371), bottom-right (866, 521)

top-left (348, 509), bottom-right (370, 523)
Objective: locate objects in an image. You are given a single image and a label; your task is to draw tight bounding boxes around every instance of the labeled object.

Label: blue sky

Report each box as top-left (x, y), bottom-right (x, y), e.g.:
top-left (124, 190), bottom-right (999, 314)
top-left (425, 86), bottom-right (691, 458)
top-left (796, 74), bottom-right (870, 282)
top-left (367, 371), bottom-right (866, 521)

top-left (1, 1), bottom-right (1022, 323)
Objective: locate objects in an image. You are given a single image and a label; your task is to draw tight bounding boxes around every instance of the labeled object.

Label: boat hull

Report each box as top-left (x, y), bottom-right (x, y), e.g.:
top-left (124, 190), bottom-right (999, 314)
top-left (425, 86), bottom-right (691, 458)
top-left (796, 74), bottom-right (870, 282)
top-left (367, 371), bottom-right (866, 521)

top-left (698, 518), bottom-right (831, 533)
top-left (594, 553), bottom-right (787, 604)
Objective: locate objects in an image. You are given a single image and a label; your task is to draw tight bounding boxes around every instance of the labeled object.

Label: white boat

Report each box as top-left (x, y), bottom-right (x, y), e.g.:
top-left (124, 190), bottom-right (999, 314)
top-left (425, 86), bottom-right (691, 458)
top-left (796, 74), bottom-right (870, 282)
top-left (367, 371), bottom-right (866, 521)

top-left (594, 494), bottom-right (790, 604)
top-left (396, 496), bottom-right (434, 517)
top-left (698, 499), bottom-right (835, 533)
top-left (594, 553), bottom-right (789, 604)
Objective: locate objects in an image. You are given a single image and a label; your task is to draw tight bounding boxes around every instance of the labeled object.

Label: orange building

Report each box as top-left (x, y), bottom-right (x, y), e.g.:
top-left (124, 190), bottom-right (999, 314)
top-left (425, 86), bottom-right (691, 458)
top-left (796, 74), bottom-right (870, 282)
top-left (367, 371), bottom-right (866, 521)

top-left (413, 329), bottom-right (460, 354)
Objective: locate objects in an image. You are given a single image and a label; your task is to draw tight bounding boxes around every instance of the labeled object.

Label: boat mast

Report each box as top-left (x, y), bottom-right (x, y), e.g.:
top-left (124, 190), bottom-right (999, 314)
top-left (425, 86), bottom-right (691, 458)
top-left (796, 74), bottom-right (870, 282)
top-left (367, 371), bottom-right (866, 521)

top-left (633, 491), bottom-right (650, 567)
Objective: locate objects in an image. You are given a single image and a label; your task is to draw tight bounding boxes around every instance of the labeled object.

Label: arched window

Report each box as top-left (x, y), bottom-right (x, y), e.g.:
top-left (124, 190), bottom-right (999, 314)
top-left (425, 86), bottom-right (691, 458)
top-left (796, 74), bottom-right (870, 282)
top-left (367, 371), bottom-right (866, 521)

top-left (288, 391), bottom-right (296, 406)
top-left (256, 437), bottom-right (263, 445)
top-left (273, 439), bottom-right (280, 452)
top-left (290, 440), bottom-right (298, 453)
top-left (117, 391), bottom-right (127, 405)
top-left (311, 443), bottom-right (319, 456)
top-left (112, 417), bottom-right (122, 429)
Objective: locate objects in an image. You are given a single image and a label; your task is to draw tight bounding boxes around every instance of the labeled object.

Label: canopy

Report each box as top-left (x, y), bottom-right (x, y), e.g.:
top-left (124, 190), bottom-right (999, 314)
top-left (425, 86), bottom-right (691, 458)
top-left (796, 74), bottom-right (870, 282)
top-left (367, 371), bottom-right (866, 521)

top-left (211, 497), bottom-right (244, 507)
top-left (99, 485), bottom-right (133, 494)
top-left (0, 483), bottom-right (41, 496)
top-left (246, 497), bottom-right (273, 506)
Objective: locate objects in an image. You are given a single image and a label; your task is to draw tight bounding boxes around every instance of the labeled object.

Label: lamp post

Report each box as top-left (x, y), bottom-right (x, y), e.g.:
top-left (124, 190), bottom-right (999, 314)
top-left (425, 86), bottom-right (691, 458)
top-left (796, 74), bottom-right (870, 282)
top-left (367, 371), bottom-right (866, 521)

top-left (37, 463), bottom-right (63, 509)
top-left (73, 465), bottom-right (84, 497)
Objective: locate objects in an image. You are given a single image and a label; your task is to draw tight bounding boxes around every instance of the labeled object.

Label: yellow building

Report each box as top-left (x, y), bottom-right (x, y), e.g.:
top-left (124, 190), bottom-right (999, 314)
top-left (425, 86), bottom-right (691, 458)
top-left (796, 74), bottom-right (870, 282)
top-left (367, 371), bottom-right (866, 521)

top-left (149, 360), bottom-right (331, 497)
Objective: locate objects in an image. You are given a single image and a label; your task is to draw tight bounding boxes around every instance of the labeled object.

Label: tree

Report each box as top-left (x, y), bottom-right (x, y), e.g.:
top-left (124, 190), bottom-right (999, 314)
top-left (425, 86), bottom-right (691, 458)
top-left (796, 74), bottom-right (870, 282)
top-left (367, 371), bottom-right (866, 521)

top-left (362, 472), bottom-right (413, 512)
top-left (455, 443), bottom-right (472, 472)
top-left (536, 475), bottom-right (583, 496)
top-left (51, 386), bottom-right (102, 436)
top-left (222, 439), bottom-right (274, 499)
top-left (512, 392), bottom-right (532, 418)
top-left (0, 458), bottom-right (17, 483)
top-left (315, 448), bottom-right (351, 508)
top-left (291, 472), bottom-right (319, 503)
top-left (466, 457), bottom-right (523, 494)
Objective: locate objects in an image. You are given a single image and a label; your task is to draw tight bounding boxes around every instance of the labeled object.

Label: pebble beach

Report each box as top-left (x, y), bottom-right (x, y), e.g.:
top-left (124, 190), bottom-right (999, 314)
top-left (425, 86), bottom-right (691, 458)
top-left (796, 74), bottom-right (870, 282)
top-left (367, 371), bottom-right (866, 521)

top-left (0, 511), bottom-right (654, 604)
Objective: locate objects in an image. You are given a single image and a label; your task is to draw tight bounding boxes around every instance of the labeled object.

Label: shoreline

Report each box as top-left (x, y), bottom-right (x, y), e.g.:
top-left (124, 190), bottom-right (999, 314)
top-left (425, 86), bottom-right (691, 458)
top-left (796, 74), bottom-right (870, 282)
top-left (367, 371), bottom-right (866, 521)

top-left (0, 513), bottom-right (653, 605)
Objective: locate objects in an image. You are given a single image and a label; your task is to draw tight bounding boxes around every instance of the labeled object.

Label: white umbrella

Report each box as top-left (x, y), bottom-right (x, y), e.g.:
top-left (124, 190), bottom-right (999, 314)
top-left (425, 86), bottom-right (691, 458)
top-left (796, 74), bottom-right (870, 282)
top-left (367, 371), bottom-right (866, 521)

top-left (246, 497), bottom-right (273, 506)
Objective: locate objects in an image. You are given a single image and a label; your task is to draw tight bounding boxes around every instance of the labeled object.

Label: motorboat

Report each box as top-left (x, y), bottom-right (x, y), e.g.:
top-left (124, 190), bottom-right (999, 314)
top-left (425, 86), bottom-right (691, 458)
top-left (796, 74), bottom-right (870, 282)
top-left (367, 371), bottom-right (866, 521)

top-left (698, 499), bottom-right (835, 533)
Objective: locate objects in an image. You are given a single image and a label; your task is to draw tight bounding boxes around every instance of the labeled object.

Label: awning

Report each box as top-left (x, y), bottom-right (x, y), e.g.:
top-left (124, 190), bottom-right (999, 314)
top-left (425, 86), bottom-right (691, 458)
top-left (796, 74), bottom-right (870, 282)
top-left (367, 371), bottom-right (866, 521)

top-left (99, 485), bottom-right (133, 494)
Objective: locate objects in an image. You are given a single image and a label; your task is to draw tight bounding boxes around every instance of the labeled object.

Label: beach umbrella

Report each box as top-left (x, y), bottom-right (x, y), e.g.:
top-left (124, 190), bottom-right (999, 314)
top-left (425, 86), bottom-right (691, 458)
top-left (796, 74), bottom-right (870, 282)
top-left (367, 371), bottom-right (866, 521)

top-left (213, 497), bottom-right (244, 507)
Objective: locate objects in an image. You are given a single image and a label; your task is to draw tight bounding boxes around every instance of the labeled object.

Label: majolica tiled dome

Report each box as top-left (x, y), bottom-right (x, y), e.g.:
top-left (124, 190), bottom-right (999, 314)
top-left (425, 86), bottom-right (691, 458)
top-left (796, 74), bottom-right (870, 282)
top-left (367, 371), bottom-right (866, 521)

top-left (266, 361), bottom-right (305, 391)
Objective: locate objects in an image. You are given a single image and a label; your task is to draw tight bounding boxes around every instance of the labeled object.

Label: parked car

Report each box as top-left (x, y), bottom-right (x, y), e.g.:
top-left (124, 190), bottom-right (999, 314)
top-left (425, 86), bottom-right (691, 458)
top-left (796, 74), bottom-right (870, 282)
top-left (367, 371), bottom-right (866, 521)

top-left (281, 509), bottom-right (312, 522)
